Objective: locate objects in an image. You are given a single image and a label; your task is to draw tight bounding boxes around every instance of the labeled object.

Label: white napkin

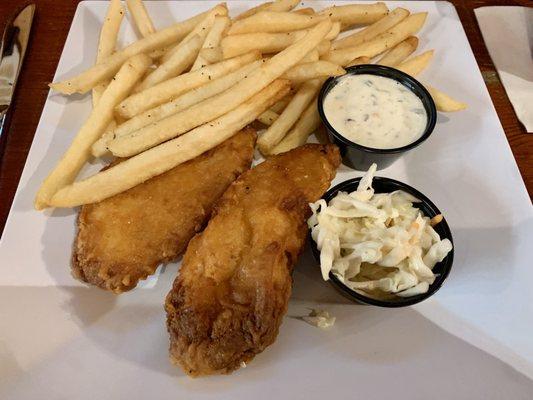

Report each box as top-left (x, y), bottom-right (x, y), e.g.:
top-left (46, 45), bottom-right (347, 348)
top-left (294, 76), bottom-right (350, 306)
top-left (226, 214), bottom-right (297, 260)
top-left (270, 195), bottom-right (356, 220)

top-left (474, 6), bottom-right (533, 132)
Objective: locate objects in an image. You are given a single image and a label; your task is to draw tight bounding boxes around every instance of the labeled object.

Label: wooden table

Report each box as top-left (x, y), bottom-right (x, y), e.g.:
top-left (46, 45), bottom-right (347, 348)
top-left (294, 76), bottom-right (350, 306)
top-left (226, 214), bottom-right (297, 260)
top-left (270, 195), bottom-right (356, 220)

top-left (0, 0), bottom-right (531, 236)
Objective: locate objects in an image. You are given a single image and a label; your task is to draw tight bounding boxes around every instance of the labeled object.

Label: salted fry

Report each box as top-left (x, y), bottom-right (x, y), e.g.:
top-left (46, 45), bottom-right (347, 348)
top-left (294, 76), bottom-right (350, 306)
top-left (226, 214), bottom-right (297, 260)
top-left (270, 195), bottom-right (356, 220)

top-left (377, 36), bottom-right (418, 66)
top-left (270, 97), bottom-right (320, 154)
top-left (317, 40), bottom-right (331, 56)
top-left (283, 61), bottom-right (345, 83)
top-left (257, 109), bottom-right (280, 125)
top-left (396, 50), bottom-right (434, 76)
top-left (93, 0), bottom-right (125, 106)
top-left (50, 11), bottom-right (210, 94)
top-left (324, 13), bottom-right (427, 66)
top-left (293, 8), bottom-right (315, 16)
top-left (222, 21), bottom-right (337, 59)
top-left (222, 31), bottom-right (304, 58)
top-left (234, 0), bottom-right (300, 20)
top-left (93, 59), bottom-right (263, 156)
top-left (161, 4), bottom-right (228, 63)
top-left (136, 35), bottom-right (203, 91)
top-left (346, 56), bottom-right (371, 67)
top-left (325, 21), bottom-right (341, 40)
top-left (258, 78), bottom-right (323, 153)
top-left (51, 80), bottom-right (291, 207)
top-left (300, 49), bottom-right (319, 63)
top-left (191, 16), bottom-right (231, 71)
top-left (35, 54), bottom-right (152, 209)
top-left (110, 20), bottom-right (332, 157)
top-left (319, 3), bottom-right (388, 30)
top-left (126, 0), bottom-right (155, 37)
top-left (117, 51), bottom-right (261, 119)
top-left (292, 21), bottom-right (339, 40)
top-left (270, 95), bottom-right (293, 113)
top-left (234, 2), bottom-right (272, 21)
top-left (199, 47), bottom-right (224, 63)
top-left (425, 85), bottom-right (467, 112)
top-left (228, 11), bottom-right (327, 35)
top-left (267, 0), bottom-right (300, 12)
top-left (332, 8), bottom-right (410, 50)
top-left (96, 0), bottom-right (125, 62)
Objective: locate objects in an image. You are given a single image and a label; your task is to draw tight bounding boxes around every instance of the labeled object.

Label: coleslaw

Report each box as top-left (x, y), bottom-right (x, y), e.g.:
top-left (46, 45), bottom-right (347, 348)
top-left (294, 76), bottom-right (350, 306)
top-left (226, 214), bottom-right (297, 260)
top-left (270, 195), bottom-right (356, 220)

top-left (308, 164), bottom-right (452, 299)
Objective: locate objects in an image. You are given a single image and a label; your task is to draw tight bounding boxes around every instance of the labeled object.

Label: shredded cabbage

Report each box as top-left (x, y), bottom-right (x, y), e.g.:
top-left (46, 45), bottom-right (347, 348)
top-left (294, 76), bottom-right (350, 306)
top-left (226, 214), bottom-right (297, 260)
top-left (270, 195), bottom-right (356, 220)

top-left (302, 309), bottom-right (336, 329)
top-left (308, 164), bottom-right (452, 298)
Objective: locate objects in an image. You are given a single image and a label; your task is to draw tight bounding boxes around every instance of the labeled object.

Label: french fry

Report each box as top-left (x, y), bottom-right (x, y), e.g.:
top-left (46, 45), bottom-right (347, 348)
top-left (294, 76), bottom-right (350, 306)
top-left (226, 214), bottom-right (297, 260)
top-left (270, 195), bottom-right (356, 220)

top-left (234, 0), bottom-right (300, 21)
top-left (376, 36), bottom-right (418, 66)
top-left (50, 11), bottom-right (210, 94)
top-left (292, 21), bottom-right (339, 41)
top-left (396, 50), bottom-right (434, 76)
top-left (425, 85), bottom-right (467, 112)
top-left (234, 2), bottom-right (272, 21)
top-left (270, 97), bottom-right (320, 154)
top-left (319, 3), bottom-right (389, 30)
top-left (331, 8), bottom-right (410, 50)
top-left (191, 15), bottom-right (231, 71)
top-left (161, 4), bottom-right (228, 63)
top-left (35, 54), bottom-right (152, 209)
top-left (325, 21), bottom-right (341, 40)
top-left (116, 51), bottom-right (261, 119)
top-left (258, 78), bottom-right (323, 154)
top-left (283, 61), bottom-right (345, 83)
top-left (126, 0), bottom-right (155, 37)
top-left (136, 35), bottom-right (203, 91)
top-left (91, 131), bottom-right (113, 158)
top-left (346, 56), bottom-right (371, 67)
top-left (317, 40), bottom-right (331, 56)
top-left (324, 13), bottom-right (427, 66)
top-left (93, 0), bottom-right (125, 107)
top-left (93, 59), bottom-right (264, 156)
top-left (293, 7), bottom-right (315, 16)
top-left (270, 94), bottom-right (293, 112)
top-left (199, 47), bottom-right (224, 63)
top-left (222, 31), bottom-right (304, 58)
top-left (221, 21), bottom-right (338, 59)
top-left (228, 11), bottom-right (327, 35)
top-left (257, 109), bottom-right (280, 125)
top-left (267, 0), bottom-right (300, 12)
top-left (300, 49), bottom-right (319, 63)
top-left (109, 20), bottom-right (332, 157)
top-left (51, 80), bottom-right (291, 207)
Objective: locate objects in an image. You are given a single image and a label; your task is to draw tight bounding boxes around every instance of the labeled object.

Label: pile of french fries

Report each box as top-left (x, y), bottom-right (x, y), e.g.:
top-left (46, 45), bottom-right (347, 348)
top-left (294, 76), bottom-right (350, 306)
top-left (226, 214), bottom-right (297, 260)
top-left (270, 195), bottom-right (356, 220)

top-left (35, 0), bottom-right (467, 210)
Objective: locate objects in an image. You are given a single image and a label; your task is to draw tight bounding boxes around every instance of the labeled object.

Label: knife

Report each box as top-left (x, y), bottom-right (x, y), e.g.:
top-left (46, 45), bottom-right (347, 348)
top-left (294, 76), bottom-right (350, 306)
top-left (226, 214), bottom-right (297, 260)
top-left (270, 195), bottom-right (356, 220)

top-left (0, 4), bottom-right (35, 161)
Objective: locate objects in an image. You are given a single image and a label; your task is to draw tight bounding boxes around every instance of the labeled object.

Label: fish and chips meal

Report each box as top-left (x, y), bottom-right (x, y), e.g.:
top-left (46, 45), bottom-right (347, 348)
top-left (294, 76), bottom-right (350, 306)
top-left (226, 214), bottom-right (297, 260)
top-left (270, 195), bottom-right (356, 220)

top-left (36, 0), bottom-right (464, 376)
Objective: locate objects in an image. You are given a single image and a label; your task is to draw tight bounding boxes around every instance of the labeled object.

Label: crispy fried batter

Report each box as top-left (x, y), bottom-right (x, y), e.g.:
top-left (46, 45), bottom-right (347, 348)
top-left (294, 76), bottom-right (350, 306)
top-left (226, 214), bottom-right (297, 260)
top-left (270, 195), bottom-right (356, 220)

top-left (72, 128), bottom-right (257, 293)
top-left (165, 144), bottom-right (340, 376)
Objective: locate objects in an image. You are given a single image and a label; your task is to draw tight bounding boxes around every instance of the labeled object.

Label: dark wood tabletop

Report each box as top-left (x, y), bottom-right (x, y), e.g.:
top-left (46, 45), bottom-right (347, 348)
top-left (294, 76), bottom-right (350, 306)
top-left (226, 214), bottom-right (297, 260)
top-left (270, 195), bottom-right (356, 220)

top-left (0, 0), bottom-right (531, 236)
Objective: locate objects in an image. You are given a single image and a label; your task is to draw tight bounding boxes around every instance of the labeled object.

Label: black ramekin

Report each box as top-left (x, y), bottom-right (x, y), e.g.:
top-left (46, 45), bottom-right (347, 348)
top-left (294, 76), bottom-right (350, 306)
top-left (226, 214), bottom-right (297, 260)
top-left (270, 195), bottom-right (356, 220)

top-left (309, 177), bottom-right (454, 308)
top-left (318, 64), bottom-right (437, 171)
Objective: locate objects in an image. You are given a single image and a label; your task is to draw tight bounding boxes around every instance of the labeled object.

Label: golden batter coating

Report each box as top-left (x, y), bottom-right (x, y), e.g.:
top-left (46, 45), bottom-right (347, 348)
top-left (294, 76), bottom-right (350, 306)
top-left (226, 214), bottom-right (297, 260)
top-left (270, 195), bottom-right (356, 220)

top-left (165, 144), bottom-right (340, 376)
top-left (72, 128), bottom-right (257, 293)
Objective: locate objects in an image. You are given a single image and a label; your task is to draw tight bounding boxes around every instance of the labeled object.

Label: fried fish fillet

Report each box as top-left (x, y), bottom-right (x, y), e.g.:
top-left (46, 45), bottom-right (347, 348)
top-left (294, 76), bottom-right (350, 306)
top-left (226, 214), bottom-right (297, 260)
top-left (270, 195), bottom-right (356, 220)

top-left (165, 143), bottom-right (341, 376)
top-left (72, 128), bottom-right (257, 293)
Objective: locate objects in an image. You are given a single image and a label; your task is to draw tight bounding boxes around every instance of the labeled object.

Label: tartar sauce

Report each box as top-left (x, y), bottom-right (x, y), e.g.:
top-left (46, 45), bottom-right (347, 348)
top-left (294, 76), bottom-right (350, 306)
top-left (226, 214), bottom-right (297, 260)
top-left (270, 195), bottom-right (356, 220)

top-left (323, 74), bottom-right (427, 149)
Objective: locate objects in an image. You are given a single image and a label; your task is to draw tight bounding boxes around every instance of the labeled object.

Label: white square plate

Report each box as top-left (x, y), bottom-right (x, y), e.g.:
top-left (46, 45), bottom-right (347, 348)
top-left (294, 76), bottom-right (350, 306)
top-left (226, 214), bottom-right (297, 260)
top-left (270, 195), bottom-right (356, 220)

top-left (1, 1), bottom-right (533, 398)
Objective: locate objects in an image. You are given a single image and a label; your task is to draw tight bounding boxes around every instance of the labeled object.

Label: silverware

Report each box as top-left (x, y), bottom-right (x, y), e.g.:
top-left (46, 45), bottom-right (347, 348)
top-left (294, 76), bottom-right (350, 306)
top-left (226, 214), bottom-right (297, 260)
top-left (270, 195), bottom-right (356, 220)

top-left (0, 4), bottom-right (35, 160)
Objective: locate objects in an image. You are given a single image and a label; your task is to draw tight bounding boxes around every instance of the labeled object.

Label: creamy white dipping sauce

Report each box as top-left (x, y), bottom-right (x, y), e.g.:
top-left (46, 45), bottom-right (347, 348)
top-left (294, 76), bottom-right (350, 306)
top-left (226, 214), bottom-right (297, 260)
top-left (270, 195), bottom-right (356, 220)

top-left (323, 74), bottom-right (428, 149)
